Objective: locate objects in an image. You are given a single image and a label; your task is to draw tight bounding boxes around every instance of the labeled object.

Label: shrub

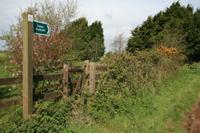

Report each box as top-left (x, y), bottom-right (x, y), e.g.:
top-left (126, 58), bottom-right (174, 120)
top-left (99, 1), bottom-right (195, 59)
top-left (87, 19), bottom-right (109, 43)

top-left (87, 49), bottom-right (185, 121)
top-left (0, 99), bottom-right (73, 133)
top-left (1, 0), bottom-right (77, 76)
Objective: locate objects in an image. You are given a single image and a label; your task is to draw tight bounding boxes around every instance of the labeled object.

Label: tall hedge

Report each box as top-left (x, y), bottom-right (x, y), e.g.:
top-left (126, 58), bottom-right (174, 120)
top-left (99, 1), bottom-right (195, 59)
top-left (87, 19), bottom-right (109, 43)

top-left (127, 2), bottom-right (200, 61)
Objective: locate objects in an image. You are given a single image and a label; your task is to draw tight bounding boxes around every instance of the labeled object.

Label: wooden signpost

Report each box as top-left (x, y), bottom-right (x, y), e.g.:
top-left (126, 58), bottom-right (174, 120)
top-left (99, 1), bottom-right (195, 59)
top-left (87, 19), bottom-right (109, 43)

top-left (22, 12), bottom-right (33, 119)
top-left (22, 12), bottom-right (51, 119)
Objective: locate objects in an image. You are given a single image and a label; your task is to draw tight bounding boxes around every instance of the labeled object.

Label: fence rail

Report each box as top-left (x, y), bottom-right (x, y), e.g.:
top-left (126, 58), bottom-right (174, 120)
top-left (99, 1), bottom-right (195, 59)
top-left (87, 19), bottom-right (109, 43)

top-left (0, 91), bottom-right (64, 108)
top-left (0, 63), bottom-right (107, 109)
top-left (0, 68), bottom-right (83, 85)
top-left (0, 97), bottom-right (21, 108)
top-left (0, 77), bottom-right (22, 85)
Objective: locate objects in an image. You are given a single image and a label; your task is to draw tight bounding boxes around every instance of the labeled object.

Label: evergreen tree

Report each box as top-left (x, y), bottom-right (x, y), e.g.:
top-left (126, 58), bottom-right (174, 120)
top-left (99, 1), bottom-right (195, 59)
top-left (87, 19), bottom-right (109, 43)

top-left (65, 17), bottom-right (89, 56)
top-left (127, 2), bottom-right (200, 61)
top-left (65, 18), bottom-right (105, 61)
top-left (186, 9), bottom-right (200, 61)
top-left (88, 21), bottom-right (105, 61)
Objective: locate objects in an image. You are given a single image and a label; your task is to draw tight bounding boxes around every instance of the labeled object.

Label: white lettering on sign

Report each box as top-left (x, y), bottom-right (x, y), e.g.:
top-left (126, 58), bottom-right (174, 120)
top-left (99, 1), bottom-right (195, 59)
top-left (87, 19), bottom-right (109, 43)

top-left (36, 25), bottom-right (45, 32)
top-left (37, 25), bottom-right (44, 28)
top-left (36, 28), bottom-right (45, 32)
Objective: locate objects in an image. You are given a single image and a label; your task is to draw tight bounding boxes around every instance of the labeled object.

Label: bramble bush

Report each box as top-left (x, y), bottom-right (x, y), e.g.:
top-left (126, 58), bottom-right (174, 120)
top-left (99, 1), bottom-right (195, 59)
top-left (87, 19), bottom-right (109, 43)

top-left (87, 49), bottom-right (185, 121)
top-left (0, 99), bottom-right (74, 133)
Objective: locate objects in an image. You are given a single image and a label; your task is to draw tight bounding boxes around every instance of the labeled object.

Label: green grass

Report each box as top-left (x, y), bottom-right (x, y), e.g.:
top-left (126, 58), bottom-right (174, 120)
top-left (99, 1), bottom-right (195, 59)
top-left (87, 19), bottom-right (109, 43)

top-left (0, 52), bottom-right (20, 99)
top-left (0, 52), bottom-right (12, 77)
top-left (68, 64), bottom-right (200, 133)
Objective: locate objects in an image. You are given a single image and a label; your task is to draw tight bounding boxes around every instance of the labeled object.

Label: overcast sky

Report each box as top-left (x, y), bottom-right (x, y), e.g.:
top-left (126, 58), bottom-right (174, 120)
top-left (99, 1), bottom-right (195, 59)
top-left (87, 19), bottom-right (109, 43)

top-left (0, 0), bottom-right (200, 51)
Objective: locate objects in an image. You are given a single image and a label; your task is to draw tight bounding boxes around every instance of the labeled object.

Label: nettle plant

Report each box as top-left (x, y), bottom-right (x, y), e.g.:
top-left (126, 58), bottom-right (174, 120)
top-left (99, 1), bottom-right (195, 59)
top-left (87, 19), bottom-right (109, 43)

top-left (3, 0), bottom-right (77, 76)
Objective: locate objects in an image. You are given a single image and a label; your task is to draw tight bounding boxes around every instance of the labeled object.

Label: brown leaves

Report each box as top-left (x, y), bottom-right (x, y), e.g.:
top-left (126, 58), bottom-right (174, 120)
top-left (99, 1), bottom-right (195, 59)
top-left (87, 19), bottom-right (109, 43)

top-left (7, 21), bottom-right (72, 76)
top-left (156, 45), bottom-right (178, 57)
top-left (3, 0), bottom-right (77, 75)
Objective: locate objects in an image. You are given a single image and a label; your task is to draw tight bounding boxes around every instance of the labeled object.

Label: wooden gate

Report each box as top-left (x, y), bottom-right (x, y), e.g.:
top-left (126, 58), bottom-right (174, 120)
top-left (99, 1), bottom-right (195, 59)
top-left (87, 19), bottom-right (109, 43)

top-left (0, 62), bottom-right (107, 108)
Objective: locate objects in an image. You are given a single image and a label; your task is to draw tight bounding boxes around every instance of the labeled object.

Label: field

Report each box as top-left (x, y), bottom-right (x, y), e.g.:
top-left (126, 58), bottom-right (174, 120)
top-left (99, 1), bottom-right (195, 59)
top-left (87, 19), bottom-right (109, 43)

top-left (68, 64), bottom-right (200, 133)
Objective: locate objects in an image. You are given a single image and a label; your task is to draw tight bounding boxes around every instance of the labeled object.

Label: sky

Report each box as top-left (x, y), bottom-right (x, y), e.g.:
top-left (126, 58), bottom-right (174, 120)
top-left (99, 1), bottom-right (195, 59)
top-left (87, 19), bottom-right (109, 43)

top-left (0, 0), bottom-right (200, 51)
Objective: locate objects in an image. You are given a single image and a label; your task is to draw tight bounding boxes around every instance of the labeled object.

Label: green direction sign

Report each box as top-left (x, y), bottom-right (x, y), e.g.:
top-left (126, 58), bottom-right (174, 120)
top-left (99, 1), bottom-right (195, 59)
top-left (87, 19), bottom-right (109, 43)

top-left (33, 20), bottom-right (51, 36)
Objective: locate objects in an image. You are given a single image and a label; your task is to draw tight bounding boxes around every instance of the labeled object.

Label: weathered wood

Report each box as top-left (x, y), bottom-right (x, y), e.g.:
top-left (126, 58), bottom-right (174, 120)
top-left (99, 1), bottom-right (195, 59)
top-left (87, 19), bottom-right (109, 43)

top-left (0, 74), bottom-right (63, 86)
top-left (89, 62), bottom-right (96, 94)
top-left (62, 64), bottom-right (69, 96)
top-left (95, 74), bottom-right (101, 80)
top-left (0, 70), bottom-right (83, 86)
top-left (22, 12), bottom-right (33, 119)
top-left (0, 62), bottom-right (107, 109)
top-left (73, 73), bottom-right (84, 94)
top-left (95, 64), bottom-right (107, 71)
top-left (33, 74), bottom-right (63, 82)
top-left (70, 80), bottom-right (78, 84)
top-left (83, 61), bottom-right (107, 95)
top-left (69, 68), bottom-right (83, 73)
top-left (0, 97), bottom-right (21, 108)
top-left (84, 61), bottom-right (90, 91)
top-left (0, 77), bottom-right (22, 85)
top-left (43, 91), bottom-right (62, 101)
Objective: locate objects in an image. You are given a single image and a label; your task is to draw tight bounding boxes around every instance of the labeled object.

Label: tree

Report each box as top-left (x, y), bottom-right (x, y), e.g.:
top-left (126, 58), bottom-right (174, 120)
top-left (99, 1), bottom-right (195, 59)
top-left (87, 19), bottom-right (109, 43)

top-left (1, 0), bottom-right (77, 75)
top-left (126, 2), bottom-right (200, 61)
top-left (112, 33), bottom-right (126, 53)
top-left (88, 21), bottom-right (105, 61)
top-left (186, 9), bottom-right (200, 61)
top-left (65, 19), bottom-right (105, 61)
top-left (64, 17), bottom-right (89, 61)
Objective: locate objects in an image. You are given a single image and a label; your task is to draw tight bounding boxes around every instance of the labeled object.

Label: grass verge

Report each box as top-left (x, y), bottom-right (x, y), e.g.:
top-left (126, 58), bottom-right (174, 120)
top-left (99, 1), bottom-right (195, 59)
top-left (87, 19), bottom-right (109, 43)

top-left (68, 64), bottom-right (200, 133)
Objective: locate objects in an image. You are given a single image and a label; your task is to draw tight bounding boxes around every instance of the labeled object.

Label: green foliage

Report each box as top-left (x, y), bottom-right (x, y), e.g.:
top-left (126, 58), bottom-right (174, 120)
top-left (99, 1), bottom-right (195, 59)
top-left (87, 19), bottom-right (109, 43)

top-left (87, 21), bottom-right (105, 61)
top-left (0, 52), bottom-right (11, 77)
top-left (70, 64), bottom-right (200, 133)
top-left (66, 18), bottom-right (88, 51)
top-left (87, 50), bottom-right (184, 121)
top-left (0, 99), bottom-right (73, 133)
top-left (65, 18), bottom-right (105, 61)
top-left (127, 2), bottom-right (200, 61)
top-left (1, 0), bottom-right (77, 75)
top-left (186, 9), bottom-right (200, 60)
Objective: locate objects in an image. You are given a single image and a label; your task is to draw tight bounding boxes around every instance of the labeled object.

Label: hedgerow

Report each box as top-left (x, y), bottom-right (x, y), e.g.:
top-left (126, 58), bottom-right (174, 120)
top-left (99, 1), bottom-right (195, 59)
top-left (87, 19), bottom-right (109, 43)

top-left (87, 49), bottom-right (185, 121)
top-left (0, 49), bottom-right (186, 131)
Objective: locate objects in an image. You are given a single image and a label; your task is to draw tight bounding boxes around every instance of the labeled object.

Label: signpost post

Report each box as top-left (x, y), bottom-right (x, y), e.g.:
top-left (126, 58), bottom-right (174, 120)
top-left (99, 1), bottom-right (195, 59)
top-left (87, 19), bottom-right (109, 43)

top-left (22, 13), bottom-right (51, 119)
top-left (22, 12), bottom-right (33, 119)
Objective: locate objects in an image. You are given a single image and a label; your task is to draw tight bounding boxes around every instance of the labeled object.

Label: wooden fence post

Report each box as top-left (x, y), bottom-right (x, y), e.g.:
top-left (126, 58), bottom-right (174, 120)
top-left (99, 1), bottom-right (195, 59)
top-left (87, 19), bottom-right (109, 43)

top-left (84, 60), bottom-right (89, 92)
top-left (84, 60), bottom-right (89, 74)
top-left (22, 12), bottom-right (33, 119)
top-left (89, 62), bottom-right (96, 94)
top-left (63, 64), bottom-right (69, 96)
